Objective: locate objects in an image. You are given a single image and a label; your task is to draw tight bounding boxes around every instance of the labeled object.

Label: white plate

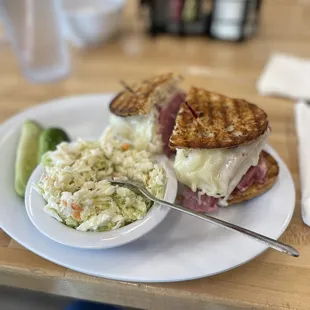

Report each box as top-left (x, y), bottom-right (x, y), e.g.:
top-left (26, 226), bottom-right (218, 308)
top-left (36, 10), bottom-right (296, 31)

top-left (25, 158), bottom-right (177, 249)
top-left (0, 94), bottom-right (295, 282)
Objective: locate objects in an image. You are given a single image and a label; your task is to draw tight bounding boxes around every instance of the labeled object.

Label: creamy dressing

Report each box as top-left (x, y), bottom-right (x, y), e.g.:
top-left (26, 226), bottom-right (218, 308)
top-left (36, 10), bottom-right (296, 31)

top-left (174, 129), bottom-right (269, 203)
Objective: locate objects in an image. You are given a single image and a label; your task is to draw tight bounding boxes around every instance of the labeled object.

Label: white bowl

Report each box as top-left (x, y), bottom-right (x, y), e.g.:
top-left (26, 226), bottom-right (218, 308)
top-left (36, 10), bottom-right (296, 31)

top-left (25, 156), bottom-right (178, 249)
top-left (62, 0), bottom-right (125, 47)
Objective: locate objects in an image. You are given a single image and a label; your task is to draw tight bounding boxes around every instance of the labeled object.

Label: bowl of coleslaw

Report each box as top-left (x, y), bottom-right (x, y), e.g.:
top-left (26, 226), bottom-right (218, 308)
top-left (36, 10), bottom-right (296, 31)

top-left (25, 138), bottom-right (178, 249)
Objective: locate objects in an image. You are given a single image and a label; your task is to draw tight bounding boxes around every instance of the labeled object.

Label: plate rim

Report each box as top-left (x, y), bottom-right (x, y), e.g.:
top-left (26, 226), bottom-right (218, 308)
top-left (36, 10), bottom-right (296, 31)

top-left (0, 93), bottom-right (296, 282)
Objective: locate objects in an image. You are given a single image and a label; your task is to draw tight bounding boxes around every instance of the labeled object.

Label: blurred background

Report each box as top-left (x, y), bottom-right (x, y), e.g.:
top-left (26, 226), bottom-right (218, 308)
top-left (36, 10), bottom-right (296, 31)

top-left (1, 0), bottom-right (310, 309)
top-left (0, 0), bottom-right (309, 92)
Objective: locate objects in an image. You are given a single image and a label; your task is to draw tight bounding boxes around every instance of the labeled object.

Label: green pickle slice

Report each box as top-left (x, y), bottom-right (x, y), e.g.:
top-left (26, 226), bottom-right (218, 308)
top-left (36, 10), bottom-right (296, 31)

top-left (38, 128), bottom-right (70, 162)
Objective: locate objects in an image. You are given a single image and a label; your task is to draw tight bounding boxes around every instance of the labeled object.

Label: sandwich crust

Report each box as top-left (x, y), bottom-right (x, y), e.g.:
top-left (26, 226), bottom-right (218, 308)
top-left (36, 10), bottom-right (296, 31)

top-left (169, 87), bottom-right (268, 149)
top-left (109, 73), bottom-right (182, 117)
top-left (228, 151), bottom-right (279, 205)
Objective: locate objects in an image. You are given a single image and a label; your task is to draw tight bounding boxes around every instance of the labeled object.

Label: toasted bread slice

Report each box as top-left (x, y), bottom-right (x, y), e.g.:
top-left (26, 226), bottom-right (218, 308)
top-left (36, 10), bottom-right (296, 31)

top-left (228, 151), bottom-right (279, 205)
top-left (109, 73), bottom-right (182, 117)
top-left (170, 87), bottom-right (268, 149)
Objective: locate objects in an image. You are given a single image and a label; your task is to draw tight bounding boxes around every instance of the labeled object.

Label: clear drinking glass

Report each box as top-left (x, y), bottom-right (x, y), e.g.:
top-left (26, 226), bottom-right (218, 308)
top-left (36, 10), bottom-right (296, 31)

top-left (0, 0), bottom-right (70, 83)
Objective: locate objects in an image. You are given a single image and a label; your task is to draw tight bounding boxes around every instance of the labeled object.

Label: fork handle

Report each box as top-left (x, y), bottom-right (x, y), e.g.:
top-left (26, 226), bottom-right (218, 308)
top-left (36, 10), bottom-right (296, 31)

top-left (148, 194), bottom-right (299, 257)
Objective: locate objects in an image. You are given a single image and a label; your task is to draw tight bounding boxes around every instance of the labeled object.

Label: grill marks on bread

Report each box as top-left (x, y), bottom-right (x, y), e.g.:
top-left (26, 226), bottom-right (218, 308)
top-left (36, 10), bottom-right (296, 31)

top-left (109, 73), bottom-right (182, 117)
top-left (170, 87), bottom-right (268, 149)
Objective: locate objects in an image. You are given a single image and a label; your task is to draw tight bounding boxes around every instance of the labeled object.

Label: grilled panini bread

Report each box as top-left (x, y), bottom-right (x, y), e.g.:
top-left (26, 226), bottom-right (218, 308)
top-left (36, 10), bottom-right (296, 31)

top-left (109, 73), bottom-right (182, 117)
top-left (228, 151), bottom-right (279, 205)
top-left (169, 87), bottom-right (268, 149)
top-left (105, 73), bottom-right (185, 157)
top-left (170, 86), bottom-right (278, 211)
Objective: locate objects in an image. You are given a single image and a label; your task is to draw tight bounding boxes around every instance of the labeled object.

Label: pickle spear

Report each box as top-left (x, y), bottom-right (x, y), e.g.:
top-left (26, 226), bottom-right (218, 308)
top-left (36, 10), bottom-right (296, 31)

top-left (15, 120), bottom-right (42, 197)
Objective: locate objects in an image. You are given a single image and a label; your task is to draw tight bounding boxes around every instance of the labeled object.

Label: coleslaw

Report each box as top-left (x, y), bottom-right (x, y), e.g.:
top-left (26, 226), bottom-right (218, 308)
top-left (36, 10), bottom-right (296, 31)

top-left (35, 137), bottom-right (166, 232)
top-left (108, 108), bottom-right (163, 154)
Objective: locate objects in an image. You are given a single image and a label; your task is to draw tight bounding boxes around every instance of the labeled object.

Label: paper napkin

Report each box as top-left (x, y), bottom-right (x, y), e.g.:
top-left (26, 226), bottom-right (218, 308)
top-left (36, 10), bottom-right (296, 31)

top-left (257, 53), bottom-right (310, 100)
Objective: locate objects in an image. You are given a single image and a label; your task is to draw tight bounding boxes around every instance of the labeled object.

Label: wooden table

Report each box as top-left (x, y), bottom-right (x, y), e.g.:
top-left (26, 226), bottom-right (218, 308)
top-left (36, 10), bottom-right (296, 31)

top-left (1, 1), bottom-right (310, 309)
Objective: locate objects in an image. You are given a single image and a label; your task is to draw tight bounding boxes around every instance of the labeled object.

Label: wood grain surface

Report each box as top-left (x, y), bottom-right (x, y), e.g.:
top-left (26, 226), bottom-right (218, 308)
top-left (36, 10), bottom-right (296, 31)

top-left (1, 1), bottom-right (310, 309)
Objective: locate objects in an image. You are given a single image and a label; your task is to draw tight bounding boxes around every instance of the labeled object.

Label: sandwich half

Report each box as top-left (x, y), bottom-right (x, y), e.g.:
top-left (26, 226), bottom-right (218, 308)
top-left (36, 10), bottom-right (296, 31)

top-left (169, 87), bottom-right (279, 212)
top-left (107, 73), bottom-right (185, 156)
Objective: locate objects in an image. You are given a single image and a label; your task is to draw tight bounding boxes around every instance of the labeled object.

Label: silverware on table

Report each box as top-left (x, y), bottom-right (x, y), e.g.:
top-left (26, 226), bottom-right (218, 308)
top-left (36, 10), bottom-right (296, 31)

top-left (108, 179), bottom-right (299, 257)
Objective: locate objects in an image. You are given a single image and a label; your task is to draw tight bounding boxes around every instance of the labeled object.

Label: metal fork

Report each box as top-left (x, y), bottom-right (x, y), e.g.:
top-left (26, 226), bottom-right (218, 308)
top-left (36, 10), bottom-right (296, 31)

top-left (108, 179), bottom-right (299, 257)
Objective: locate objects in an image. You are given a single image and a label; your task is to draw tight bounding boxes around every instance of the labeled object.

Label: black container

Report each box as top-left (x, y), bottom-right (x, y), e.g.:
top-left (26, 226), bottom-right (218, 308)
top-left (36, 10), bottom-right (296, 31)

top-left (139, 0), bottom-right (263, 41)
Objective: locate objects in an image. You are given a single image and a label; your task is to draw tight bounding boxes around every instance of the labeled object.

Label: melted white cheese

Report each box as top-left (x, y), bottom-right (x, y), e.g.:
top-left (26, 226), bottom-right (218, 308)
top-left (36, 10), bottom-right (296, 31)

top-left (174, 129), bottom-right (269, 204)
top-left (109, 108), bottom-right (162, 153)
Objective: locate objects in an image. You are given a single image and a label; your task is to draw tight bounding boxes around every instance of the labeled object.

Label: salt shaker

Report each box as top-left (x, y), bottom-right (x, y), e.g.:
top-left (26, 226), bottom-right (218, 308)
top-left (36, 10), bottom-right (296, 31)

top-left (209, 0), bottom-right (262, 41)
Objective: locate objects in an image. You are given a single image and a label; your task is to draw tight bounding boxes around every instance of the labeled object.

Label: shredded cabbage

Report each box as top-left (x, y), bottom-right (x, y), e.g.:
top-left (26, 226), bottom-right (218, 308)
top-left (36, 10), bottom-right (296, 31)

top-left (107, 108), bottom-right (163, 154)
top-left (36, 137), bottom-right (166, 232)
